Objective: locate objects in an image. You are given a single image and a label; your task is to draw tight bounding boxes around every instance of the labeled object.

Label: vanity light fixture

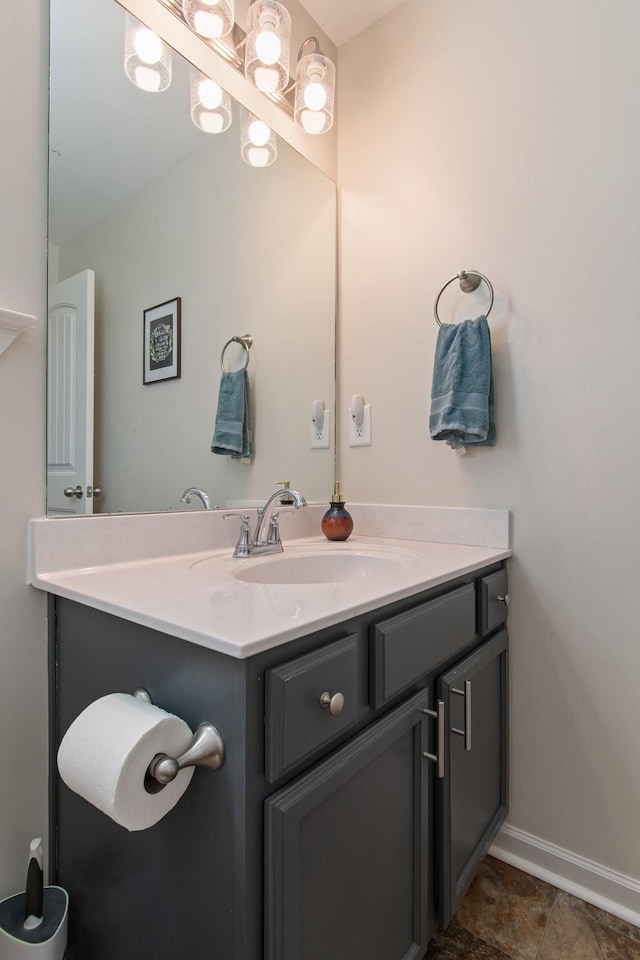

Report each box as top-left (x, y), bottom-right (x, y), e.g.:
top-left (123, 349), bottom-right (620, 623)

top-left (124, 12), bottom-right (172, 92)
top-left (244, 0), bottom-right (291, 94)
top-left (182, 0), bottom-right (234, 40)
top-left (190, 67), bottom-right (232, 133)
top-left (293, 37), bottom-right (335, 135)
top-left (240, 107), bottom-right (277, 167)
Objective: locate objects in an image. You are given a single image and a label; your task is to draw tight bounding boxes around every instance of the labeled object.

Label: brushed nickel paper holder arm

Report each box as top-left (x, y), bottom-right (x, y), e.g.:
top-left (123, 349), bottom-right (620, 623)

top-left (148, 723), bottom-right (226, 785)
top-left (133, 689), bottom-right (226, 785)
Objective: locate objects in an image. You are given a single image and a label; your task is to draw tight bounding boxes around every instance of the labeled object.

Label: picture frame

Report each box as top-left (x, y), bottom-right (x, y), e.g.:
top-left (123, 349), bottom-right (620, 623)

top-left (143, 297), bottom-right (181, 384)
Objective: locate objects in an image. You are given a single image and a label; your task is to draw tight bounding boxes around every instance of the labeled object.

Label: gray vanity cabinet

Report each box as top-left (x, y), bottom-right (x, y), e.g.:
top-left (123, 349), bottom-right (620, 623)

top-left (265, 688), bottom-right (431, 960)
top-left (438, 628), bottom-right (509, 926)
top-left (51, 560), bottom-right (508, 960)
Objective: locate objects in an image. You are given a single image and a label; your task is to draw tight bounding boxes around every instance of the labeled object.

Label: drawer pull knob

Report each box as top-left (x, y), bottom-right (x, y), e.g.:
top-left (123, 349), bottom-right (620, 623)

top-left (496, 594), bottom-right (509, 607)
top-left (320, 691), bottom-right (345, 716)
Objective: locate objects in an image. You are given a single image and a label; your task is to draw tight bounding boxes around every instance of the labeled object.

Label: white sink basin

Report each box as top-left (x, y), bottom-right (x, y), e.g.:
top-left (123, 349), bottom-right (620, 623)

top-left (188, 542), bottom-right (426, 585)
top-left (233, 552), bottom-right (403, 584)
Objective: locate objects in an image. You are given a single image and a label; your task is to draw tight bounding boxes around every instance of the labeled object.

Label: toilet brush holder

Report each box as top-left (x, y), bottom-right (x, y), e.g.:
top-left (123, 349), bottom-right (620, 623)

top-left (0, 887), bottom-right (68, 960)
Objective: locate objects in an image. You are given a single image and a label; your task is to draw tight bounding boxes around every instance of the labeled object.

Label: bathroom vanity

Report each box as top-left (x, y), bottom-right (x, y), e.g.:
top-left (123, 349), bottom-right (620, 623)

top-left (35, 510), bottom-right (510, 960)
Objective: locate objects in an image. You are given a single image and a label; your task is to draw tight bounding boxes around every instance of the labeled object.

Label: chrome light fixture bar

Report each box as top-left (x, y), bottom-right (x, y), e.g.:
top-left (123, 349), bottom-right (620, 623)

top-left (156, 0), bottom-right (336, 131)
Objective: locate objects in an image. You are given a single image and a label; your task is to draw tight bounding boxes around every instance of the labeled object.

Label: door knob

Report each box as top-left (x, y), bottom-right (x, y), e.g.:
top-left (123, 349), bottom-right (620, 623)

top-left (87, 485), bottom-right (102, 498)
top-left (63, 485), bottom-right (83, 499)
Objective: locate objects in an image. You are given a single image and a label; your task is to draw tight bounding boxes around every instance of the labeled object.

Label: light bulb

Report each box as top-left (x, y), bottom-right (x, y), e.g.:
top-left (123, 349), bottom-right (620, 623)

top-left (303, 81), bottom-right (327, 112)
top-left (198, 79), bottom-right (223, 110)
top-left (254, 67), bottom-right (280, 93)
top-left (199, 112), bottom-right (225, 134)
top-left (134, 28), bottom-right (163, 65)
top-left (255, 30), bottom-right (281, 65)
top-left (300, 109), bottom-right (326, 134)
top-left (193, 9), bottom-right (224, 37)
top-left (248, 120), bottom-right (270, 147)
top-left (247, 146), bottom-right (270, 167)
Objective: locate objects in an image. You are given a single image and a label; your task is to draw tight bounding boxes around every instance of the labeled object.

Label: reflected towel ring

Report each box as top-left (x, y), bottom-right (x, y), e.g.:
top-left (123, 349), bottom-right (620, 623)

top-left (220, 334), bottom-right (253, 373)
top-left (434, 271), bottom-right (494, 326)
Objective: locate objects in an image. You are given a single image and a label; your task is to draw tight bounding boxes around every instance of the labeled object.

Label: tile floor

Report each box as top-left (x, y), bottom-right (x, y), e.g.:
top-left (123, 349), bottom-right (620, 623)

top-left (426, 856), bottom-right (640, 960)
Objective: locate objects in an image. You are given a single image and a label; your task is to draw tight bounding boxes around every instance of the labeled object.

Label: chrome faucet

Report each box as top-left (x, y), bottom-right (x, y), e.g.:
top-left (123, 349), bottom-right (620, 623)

top-left (223, 486), bottom-right (307, 558)
top-left (180, 487), bottom-right (214, 510)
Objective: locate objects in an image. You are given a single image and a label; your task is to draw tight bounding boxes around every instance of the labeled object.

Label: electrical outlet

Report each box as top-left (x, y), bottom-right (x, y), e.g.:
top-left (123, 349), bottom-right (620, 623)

top-left (349, 403), bottom-right (372, 446)
top-left (310, 409), bottom-right (331, 449)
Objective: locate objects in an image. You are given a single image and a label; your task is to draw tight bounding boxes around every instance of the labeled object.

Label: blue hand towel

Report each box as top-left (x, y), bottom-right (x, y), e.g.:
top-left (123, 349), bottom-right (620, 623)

top-left (211, 369), bottom-right (254, 460)
top-left (429, 315), bottom-right (496, 448)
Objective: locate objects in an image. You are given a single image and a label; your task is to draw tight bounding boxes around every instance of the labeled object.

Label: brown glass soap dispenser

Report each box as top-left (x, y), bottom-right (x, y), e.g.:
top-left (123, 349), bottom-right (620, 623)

top-left (321, 481), bottom-right (354, 542)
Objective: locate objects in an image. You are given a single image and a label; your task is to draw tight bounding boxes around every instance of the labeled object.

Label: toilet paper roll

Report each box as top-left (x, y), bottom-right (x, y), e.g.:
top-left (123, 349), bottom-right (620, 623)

top-left (57, 693), bottom-right (195, 832)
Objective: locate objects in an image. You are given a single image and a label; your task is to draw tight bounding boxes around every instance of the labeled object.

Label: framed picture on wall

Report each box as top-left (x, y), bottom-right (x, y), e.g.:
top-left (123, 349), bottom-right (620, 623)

top-left (143, 297), bottom-right (181, 384)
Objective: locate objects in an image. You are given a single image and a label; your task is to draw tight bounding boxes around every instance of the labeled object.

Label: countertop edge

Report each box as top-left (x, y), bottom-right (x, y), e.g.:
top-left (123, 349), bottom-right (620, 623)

top-left (34, 541), bottom-right (512, 659)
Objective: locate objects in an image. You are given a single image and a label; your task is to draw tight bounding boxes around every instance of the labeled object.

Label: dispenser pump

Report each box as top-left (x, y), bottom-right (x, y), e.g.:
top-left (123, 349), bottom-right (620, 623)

top-left (330, 480), bottom-right (344, 504)
top-left (322, 481), bottom-right (353, 541)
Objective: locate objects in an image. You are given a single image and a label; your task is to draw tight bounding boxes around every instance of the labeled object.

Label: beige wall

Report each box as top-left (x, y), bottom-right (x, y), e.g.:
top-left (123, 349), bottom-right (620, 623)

top-left (338, 0), bottom-right (640, 880)
top-left (0, 0), bottom-right (49, 895)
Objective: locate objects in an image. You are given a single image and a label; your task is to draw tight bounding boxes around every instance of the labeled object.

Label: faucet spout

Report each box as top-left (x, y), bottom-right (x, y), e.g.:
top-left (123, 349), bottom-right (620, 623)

top-left (252, 487), bottom-right (307, 549)
top-left (180, 487), bottom-right (214, 510)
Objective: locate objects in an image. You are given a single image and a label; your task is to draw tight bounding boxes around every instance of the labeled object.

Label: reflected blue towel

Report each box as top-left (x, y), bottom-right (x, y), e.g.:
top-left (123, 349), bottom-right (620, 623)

top-left (211, 370), bottom-right (254, 460)
top-left (429, 315), bottom-right (496, 448)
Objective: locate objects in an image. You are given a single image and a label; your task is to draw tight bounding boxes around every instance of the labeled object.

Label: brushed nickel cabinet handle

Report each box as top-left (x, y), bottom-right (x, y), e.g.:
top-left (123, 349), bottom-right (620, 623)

top-left (422, 700), bottom-right (445, 779)
top-left (451, 680), bottom-right (473, 751)
top-left (319, 692), bottom-right (345, 716)
top-left (496, 594), bottom-right (509, 607)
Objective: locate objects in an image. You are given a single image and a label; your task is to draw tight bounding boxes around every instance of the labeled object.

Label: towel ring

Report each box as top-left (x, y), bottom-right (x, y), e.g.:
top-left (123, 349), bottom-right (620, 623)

top-left (434, 271), bottom-right (494, 326)
top-left (220, 334), bottom-right (253, 373)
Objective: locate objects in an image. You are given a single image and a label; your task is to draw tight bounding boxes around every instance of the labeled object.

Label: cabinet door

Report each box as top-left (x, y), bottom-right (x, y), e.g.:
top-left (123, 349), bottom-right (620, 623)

top-left (265, 689), bottom-right (430, 960)
top-left (438, 630), bottom-right (508, 927)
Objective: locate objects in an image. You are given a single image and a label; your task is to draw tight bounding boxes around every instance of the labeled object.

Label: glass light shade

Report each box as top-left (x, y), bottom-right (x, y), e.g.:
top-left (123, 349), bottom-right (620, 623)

top-left (190, 69), bottom-right (232, 133)
top-left (240, 108), bottom-right (277, 167)
top-left (182, 0), bottom-right (234, 40)
top-left (244, 0), bottom-right (291, 94)
top-left (294, 51), bottom-right (335, 134)
top-left (124, 13), bottom-right (172, 92)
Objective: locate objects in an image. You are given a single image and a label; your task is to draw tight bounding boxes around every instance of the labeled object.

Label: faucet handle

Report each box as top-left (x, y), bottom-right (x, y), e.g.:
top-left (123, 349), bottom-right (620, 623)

top-left (267, 509), bottom-right (294, 546)
top-left (222, 513), bottom-right (252, 558)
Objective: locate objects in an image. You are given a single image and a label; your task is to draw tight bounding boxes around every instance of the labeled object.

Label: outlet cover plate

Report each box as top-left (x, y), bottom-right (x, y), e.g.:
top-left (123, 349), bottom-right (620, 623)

top-left (311, 409), bottom-right (331, 449)
top-left (349, 404), bottom-right (372, 446)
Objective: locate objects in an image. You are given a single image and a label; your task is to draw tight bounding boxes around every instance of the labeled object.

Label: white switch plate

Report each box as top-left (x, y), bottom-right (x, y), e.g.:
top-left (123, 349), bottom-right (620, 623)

top-left (349, 403), bottom-right (372, 446)
top-left (311, 409), bottom-right (331, 449)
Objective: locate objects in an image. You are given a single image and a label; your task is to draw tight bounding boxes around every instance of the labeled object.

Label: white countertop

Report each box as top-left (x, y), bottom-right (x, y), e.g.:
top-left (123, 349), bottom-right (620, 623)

top-left (28, 504), bottom-right (511, 658)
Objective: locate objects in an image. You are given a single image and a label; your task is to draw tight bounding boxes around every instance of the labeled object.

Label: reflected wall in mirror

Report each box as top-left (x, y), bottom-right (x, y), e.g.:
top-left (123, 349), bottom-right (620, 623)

top-left (47, 0), bottom-right (336, 516)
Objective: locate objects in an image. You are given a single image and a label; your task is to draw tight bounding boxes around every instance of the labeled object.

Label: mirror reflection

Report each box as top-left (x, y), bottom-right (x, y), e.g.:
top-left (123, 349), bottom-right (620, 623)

top-left (47, 0), bottom-right (336, 516)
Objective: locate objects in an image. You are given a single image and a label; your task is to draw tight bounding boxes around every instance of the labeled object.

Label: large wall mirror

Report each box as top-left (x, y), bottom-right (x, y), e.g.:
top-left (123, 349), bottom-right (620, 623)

top-left (47, 0), bottom-right (336, 516)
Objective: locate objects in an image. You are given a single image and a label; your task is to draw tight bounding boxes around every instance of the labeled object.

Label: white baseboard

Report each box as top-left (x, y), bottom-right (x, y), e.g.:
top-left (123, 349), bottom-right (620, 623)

top-left (490, 824), bottom-right (640, 929)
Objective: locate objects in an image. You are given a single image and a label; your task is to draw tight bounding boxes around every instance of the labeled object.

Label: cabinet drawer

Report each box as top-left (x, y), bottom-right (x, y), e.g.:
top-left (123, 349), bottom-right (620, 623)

top-left (370, 584), bottom-right (476, 708)
top-left (265, 635), bottom-right (359, 783)
top-left (479, 569), bottom-right (508, 635)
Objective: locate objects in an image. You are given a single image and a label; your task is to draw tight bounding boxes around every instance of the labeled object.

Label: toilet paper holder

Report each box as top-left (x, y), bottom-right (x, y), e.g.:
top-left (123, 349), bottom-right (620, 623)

top-left (133, 689), bottom-right (225, 787)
